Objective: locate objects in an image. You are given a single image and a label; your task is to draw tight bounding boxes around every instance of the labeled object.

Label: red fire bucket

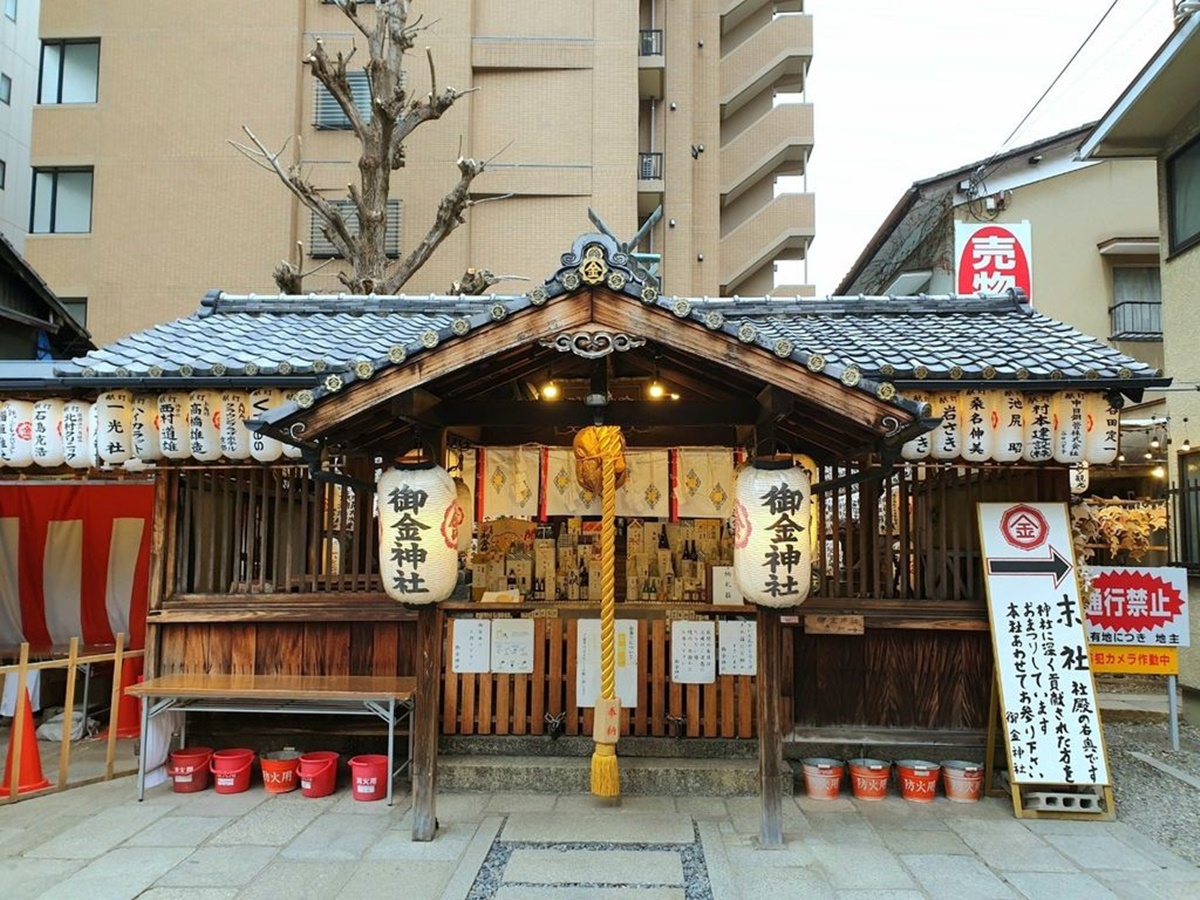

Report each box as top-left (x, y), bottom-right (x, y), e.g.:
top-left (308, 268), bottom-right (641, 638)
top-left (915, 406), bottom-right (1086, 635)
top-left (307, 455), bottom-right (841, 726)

top-left (260, 750), bottom-right (302, 794)
top-left (167, 746), bottom-right (213, 793)
top-left (210, 748), bottom-right (256, 794)
top-left (298, 751), bottom-right (339, 798)
top-left (348, 754), bottom-right (389, 802)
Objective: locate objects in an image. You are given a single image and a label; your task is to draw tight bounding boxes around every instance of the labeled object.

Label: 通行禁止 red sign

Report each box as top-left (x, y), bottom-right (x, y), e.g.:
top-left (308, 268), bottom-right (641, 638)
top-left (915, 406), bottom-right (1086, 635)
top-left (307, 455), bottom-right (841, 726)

top-left (1085, 566), bottom-right (1189, 648)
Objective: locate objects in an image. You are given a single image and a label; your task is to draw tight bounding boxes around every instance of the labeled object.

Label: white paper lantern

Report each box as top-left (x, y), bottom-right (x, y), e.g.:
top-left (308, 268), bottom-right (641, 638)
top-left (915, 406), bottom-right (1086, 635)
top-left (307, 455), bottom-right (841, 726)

top-left (453, 476), bottom-right (474, 555)
top-left (1084, 393), bottom-right (1119, 465)
top-left (732, 460), bottom-right (812, 608)
top-left (31, 399), bottom-right (65, 467)
top-left (377, 464), bottom-right (462, 605)
top-left (1022, 393), bottom-right (1054, 462)
top-left (900, 391), bottom-right (931, 461)
top-left (188, 390), bottom-right (222, 462)
top-left (929, 391), bottom-right (962, 460)
top-left (157, 392), bottom-right (190, 460)
top-left (248, 388), bottom-right (284, 462)
top-left (95, 391), bottom-right (134, 465)
top-left (130, 395), bottom-right (163, 461)
top-left (281, 391), bottom-right (302, 460)
top-left (0, 400), bottom-right (35, 468)
top-left (992, 390), bottom-right (1025, 463)
top-left (62, 400), bottom-right (92, 469)
top-left (959, 390), bottom-right (994, 463)
top-left (1069, 462), bottom-right (1090, 495)
top-left (1052, 391), bottom-right (1086, 464)
top-left (218, 392), bottom-right (251, 460)
top-left (87, 402), bottom-right (102, 468)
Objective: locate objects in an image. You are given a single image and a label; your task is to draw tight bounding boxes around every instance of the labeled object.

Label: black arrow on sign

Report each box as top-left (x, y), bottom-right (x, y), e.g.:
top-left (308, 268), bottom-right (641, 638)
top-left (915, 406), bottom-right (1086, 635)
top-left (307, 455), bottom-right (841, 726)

top-left (986, 546), bottom-right (1073, 588)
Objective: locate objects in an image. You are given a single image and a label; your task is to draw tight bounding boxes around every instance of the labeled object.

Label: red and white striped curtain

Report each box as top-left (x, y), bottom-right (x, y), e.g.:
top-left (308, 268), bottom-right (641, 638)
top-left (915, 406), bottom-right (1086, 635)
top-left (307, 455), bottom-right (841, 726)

top-left (0, 483), bottom-right (154, 649)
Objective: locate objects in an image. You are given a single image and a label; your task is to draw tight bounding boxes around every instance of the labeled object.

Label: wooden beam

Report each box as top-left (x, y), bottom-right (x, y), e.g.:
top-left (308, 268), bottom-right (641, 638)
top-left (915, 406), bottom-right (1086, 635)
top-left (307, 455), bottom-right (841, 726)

top-left (435, 399), bottom-right (757, 427)
top-left (391, 388), bottom-right (443, 424)
top-left (292, 294), bottom-right (596, 439)
top-left (757, 607), bottom-right (784, 846)
top-left (412, 604), bottom-right (443, 842)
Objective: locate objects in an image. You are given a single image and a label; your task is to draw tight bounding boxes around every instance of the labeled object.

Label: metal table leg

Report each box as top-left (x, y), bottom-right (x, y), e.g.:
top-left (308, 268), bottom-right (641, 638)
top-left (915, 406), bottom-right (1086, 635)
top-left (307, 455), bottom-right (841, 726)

top-left (136, 695), bottom-right (151, 801)
top-left (386, 697), bottom-right (395, 806)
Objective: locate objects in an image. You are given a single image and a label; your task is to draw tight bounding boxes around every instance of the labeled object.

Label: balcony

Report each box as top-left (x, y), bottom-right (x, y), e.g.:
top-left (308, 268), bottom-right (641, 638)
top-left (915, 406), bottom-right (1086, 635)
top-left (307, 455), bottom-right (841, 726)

top-left (721, 0), bottom-right (803, 36)
top-left (721, 14), bottom-right (812, 117)
top-left (637, 152), bottom-right (664, 218)
top-left (1110, 300), bottom-right (1163, 341)
top-left (721, 103), bottom-right (813, 204)
top-left (639, 29), bottom-right (664, 99)
top-left (720, 192), bottom-right (814, 294)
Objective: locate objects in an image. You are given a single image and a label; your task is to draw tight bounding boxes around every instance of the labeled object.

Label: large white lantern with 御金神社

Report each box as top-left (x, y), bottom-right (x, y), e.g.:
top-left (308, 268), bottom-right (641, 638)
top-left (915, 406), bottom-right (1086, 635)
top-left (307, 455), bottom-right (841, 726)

top-left (732, 459), bottom-right (812, 608)
top-left (31, 399), bottom-right (65, 467)
top-left (157, 392), bottom-right (190, 460)
top-left (1084, 393), bottom-right (1119, 465)
top-left (188, 391), bottom-right (222, 462)
top-left (377, 463), bottom-right (463, 605)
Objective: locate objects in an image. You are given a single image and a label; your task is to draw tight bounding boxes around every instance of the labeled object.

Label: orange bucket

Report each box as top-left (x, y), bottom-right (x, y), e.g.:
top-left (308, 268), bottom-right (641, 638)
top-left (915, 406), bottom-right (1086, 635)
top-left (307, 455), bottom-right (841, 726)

top-left (167, 746), bottom-right (212, 793)
top-left (801, 757), bottom-right (844, 800)
top-left (348, 754), bottom-right (389, 802)
top-left (897, 759), bottom-right (940, 803)
top-left (848, 758), bottom-right (891, 801)
top-left (940, 760), bottom-right (983, 802)
top-left (298, 751), bottom-right (339, 798)
top-left (260, 750), bottom-right (302, 793)
top-left (210, 748), bottom-right (256, 794)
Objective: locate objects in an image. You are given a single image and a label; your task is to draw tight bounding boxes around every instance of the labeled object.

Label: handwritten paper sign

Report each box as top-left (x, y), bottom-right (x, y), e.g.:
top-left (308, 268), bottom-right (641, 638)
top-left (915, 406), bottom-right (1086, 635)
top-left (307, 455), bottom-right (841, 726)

top-left (671, 620), bottom-right (716, 684)
top-left (718, 620), bottom-right (757, 676)
top-left (576, 619), bottom-right (638, 708)
top-left (711, 566), bottom-right (745, 606)
top-left (451, 618), bottom-right (491, 673)
top-left (979, 502), bottom-right (1109, 786)
top-left (491, 619), bottom-right (535, 674)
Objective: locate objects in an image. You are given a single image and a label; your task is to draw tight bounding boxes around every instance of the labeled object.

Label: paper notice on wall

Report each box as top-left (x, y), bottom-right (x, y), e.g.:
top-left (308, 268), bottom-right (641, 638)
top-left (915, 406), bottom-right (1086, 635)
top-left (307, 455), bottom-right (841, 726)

top-left (576, 619), bottom-right (638, 707)
top-left (491, 619), bottom-right (535, 674)
top-left (979, 502), bottom-right (1108, 786)
top-left (718, 620), bottom-right (757, 676)
top-left (451, 618), bottom-right (491, 673)
top-left (671, 620), bottom-right (716, 684)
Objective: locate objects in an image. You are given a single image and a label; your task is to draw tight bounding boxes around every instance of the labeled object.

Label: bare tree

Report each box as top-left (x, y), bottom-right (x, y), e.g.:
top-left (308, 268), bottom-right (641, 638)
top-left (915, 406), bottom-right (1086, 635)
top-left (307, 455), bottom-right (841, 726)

top-left (232, 0), bottom-right (496, 294)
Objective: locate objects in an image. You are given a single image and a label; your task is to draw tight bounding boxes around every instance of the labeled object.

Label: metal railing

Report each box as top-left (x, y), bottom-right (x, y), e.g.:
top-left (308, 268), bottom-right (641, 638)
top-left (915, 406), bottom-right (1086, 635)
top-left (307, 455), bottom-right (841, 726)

top-left (1170, 460), bottom-right (1200, 569)
top-left (1109, 299), bottom-right (1162, 341)
top-left (639, 29), bottom-right (664, 56)
top-left (638, 152), bottom-right (663, 181)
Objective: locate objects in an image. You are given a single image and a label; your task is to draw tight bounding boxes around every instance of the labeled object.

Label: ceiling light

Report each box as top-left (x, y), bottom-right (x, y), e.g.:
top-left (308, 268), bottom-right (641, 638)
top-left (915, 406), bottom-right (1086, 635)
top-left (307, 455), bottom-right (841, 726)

top-left (1151, 436), bottom-right (1161, 449)
top-left (1153, 465), bottom-right (1166, 479)
top-left (648, 379), bottom-right (665, 400)
top-left (541, 380), bottom-right (559, 400)
top-left (669, 393), bottom-right (680, 401)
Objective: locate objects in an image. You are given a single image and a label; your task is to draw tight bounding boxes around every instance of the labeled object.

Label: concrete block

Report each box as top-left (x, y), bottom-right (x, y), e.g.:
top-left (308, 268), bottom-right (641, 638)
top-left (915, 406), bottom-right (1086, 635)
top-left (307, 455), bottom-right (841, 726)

top-left (501, 812), bottom-right (694, 844)
top-left (504, 848), bottom-right (683, 885)
top-left (901, 854), bottom-right (1018, 900)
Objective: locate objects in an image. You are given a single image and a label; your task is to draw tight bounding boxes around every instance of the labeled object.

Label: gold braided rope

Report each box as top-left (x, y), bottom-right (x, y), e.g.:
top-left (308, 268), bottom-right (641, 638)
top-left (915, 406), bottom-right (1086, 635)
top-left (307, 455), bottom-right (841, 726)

top-left (598, 426), bottom-right (619, 702)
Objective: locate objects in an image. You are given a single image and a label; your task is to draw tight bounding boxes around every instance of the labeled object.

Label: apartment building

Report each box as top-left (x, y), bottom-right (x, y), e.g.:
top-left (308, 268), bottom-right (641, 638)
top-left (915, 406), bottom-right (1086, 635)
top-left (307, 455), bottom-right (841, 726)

top-left (0, 0), bottom-right (40, 252)
top-left (24, 0), bottom-right (814, 345)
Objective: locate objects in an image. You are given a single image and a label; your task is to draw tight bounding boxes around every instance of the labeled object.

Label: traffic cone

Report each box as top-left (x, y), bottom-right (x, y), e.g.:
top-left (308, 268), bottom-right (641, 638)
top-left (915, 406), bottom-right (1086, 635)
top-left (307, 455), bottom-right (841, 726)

top-left (99, 657), bottom-right (143, 740)
top-left (3, 687), bottom-right (51, 795)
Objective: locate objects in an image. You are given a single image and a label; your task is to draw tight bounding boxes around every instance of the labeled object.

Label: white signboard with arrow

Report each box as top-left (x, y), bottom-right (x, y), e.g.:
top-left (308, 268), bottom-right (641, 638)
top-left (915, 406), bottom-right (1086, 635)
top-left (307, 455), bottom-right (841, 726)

top-left (978, 502), bottom-right (1109, 787)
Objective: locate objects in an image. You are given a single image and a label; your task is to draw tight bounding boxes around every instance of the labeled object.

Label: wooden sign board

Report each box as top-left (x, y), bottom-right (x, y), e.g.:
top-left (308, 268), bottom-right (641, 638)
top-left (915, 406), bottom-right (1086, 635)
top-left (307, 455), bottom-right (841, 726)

top-left (804, 614), bottom-right (865, 635)
top-left (978, 502), bottom-right (1113, 817)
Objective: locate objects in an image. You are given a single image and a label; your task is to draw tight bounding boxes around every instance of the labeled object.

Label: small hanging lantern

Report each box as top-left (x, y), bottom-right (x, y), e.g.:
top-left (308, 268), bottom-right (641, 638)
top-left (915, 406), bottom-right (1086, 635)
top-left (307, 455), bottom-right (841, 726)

top-left (991, 390), bottom-right (1025, 463)
top-left (733, 458), bottom-right (813, 608)
top-left (131, 395), bottom-right (163, 461)
top-left (929, 391), bottom-right (962, 460)
top-left (0, 400), bottom-right (34, 468)
top-left (87, 402), bottom-right (102, 468)
top-left (377, 463), bottom-right (462, 605)
top-left (31, 399), bottom-right (65, 467)
top-left (188, 390), bottom-right (222, 462)
top-left (219, 392), bottom-right (251, 460)
top-left (959, 389), bottom-right (993, 464)
top-left (157, 392), bottom-right (191, 460)
top-left (1069, 462), bottom-right (1090, 495)
top-left (900, 391), bottom-right (931, 461)
top-left (95, 391), bottom-right (134, 465)
top-left (1022, 393), bottom-right (1054, 462)
top-left (62, 400), bottom-right (92, 469)
top-left (248, 388), bottom-right (284, 462)
top-left (1051, 390), bottom-right (1086, 464)
top-left (1083, 393), bottom-right (1119, 465)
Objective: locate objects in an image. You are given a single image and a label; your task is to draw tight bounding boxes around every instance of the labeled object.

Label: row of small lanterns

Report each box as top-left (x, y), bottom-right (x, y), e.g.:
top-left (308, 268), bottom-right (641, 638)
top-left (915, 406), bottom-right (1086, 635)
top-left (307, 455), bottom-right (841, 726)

top-left (0, 390), bottom-right (301, 469)
top-left (902, 390), bottom-right (1118, 465)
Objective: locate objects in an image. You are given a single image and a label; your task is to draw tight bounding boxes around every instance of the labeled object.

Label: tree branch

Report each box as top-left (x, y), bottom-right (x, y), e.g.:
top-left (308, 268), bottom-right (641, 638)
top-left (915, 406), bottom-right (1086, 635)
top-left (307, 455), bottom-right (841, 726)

top-left (305, 38), bottom-right (369, 141)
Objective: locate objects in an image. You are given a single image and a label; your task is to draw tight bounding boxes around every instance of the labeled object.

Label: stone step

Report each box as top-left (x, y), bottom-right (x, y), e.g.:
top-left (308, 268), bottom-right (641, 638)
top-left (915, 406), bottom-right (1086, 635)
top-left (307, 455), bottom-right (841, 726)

top-left (438, 753), bottom-right (778, 796)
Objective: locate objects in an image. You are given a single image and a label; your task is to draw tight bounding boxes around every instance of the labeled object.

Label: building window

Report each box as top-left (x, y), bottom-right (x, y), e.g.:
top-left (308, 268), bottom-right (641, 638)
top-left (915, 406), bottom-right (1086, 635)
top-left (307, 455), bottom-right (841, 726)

top-left (0, 159), bottom-right (6, 191)
top-left (1109, 266), bottom-right (1162, 341)
top-left (1168, 135), bottom-right (1200, 254)
top-left (1175, 451), bottom-right (1200, 569)
top-left (309, 199), bottom-right (401, 258)
top-left (31, 168), bottom-right (93, 233)
top-left (39, 40), bottom-right (100, 104)
top-left (314, 71), bottom-right (373, 129)
top-left (4, 0), bottom-right (15, 22)
top-left (0, 73), bottom-right (11, 105)
top-left (60, 297), bottom-right (87, 328)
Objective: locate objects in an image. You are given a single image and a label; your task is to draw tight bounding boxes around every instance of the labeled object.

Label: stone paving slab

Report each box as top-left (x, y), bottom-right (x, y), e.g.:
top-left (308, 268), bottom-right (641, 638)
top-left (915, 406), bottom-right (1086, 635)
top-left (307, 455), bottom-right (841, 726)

top-left (205, 797), bottom-right (326, 847)
top-left (807, 843), bottom-right (916, 891)
top-left (1042, 830), bottom-right (1169, 872)
top-left (334, 859), bottom-right (454, 900)
top-left (280, 812), bottom-right (392, 860)
top-left (501, 812), bottom-right (695, 844)
top-left (365, 821), bottom-right (480, 861)
top-left (877, 826), bottom-right (974, 856)
top-left (945, 817), bottom-right (1077, 872)
top-left (1003, 870), bottom-right (1121, 900)
top-left (125, 815), bottom-right (231, 847)
top-left (45, 846), bottom-right (193, 900)
top-left (494, 888), bottom-right (686, 899)
top-left (504, 848), bottom-right (684, 885)
top-left (900, 853), bottom-right (1018, 900)
top-left (24, 803), bottom-right (172, 860)
top-left (154, 845), bottom-right (279, 888)
top-left (0, 855), bottom-right (85, 900)
top-left (136, 888), bottom-right (238, 900)
top-left (233, 859), bottom-right (356, 899)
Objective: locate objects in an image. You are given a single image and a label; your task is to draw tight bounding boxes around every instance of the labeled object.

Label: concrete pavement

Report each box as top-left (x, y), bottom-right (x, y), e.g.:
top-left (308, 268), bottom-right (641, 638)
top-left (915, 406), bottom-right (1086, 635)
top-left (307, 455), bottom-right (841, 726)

top-left (1, 774), bottom-right (1197, 900)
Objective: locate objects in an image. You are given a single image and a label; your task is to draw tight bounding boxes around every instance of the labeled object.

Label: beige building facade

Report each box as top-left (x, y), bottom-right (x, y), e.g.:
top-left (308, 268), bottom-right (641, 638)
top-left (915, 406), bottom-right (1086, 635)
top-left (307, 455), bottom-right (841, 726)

top-left (24, 0), bottom-right (814, 345)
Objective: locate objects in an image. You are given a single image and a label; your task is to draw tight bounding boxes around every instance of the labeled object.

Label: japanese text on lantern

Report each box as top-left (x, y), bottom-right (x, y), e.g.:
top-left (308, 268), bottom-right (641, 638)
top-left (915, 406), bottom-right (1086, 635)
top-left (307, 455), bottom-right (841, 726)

top-left (387, 483), bottom-right (431, 596)
top-left (760, 479), bottom-right (806, 600)
top-left (967, 393), bottom-right (985, 457)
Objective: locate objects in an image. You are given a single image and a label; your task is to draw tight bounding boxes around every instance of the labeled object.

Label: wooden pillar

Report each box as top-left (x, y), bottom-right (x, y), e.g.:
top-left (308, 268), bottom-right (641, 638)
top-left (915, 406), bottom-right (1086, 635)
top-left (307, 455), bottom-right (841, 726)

top-left (144, 470), bottom-right (173, 680)
top-left (757, 606), bottom-right (784, 846)
top-left (412, 604), bottom-right (443, 841)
